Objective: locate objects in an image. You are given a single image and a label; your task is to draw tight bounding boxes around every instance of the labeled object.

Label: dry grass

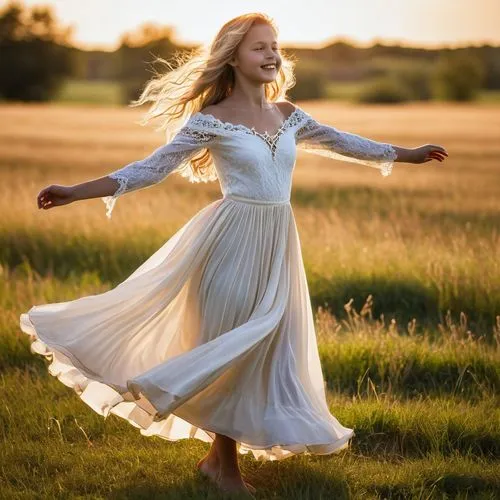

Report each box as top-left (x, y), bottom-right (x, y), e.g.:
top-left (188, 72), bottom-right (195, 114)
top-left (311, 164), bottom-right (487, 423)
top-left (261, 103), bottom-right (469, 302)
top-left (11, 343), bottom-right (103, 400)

top-left (1, 100), bottom-right (499, 498)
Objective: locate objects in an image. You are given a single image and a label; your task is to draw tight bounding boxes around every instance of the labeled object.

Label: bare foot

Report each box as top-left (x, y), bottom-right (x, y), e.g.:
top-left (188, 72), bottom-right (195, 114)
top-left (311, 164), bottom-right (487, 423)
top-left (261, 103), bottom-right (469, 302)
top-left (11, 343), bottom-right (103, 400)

top-left (197, 455), bottom-right (256, 494)
top-left (197, 454), bottom-right (219, 482)
top-left (216, 474), bottom-right (256, 498)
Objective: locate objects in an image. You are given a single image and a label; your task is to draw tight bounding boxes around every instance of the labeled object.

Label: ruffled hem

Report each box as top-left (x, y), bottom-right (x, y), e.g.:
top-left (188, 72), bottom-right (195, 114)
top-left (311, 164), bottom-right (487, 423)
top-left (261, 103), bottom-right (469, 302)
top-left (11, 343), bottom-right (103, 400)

top-left (20, 311), bottom-right (355, 462)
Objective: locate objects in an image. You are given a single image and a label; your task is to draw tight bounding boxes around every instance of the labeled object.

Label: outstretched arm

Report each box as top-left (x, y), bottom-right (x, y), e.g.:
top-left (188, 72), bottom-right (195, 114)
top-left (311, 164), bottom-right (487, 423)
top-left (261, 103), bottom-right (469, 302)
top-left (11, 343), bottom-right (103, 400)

top-left (37, 123), bottom-right (218, 219)
top-left (294, 108), bottom-right (448, 176)
top-left (99, 126), bottom-right (217, 218)
top-left (37, 175), bottom-right (121, 213)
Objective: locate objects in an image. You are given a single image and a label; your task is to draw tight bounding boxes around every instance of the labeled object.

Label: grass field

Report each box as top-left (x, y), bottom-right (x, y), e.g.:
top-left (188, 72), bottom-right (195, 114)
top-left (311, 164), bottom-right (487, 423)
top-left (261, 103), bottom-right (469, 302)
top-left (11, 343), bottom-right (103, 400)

top-left (48, 78), bottom-right (500, 106)
top-left (55, 79), bottom-right (124, 106)
top-left (1, 100), bottom-right (499, 498)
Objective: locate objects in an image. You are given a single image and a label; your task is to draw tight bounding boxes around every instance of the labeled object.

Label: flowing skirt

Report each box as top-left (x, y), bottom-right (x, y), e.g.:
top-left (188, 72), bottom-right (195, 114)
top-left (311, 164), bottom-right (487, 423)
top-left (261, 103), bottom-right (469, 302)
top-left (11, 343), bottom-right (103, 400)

top-left (19, 193), bottom-right (354, 461)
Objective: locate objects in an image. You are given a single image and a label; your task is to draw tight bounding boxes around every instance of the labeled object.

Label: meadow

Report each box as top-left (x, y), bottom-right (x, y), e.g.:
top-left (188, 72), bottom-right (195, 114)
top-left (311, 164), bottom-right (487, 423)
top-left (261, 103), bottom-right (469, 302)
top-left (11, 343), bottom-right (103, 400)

top-left (1, 99), bottom-right (499, 498)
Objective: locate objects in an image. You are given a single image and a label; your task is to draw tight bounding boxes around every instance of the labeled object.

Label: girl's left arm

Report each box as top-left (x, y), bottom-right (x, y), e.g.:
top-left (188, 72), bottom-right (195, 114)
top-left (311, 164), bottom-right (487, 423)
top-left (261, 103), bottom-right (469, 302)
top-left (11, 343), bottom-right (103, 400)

top-left (294, 109), bottom-right (448, 176)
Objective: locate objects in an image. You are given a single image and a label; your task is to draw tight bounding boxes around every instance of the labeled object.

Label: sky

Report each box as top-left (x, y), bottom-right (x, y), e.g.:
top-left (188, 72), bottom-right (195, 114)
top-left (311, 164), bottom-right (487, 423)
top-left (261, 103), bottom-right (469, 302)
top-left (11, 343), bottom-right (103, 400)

top-left (15, 0), bottom-right (500, 51)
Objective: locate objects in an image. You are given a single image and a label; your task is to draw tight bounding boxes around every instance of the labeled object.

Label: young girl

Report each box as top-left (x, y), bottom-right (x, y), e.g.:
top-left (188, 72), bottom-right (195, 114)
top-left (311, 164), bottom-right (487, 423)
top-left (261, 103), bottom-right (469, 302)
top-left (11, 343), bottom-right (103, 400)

top-left (20, 12), bottom-right (448, 498)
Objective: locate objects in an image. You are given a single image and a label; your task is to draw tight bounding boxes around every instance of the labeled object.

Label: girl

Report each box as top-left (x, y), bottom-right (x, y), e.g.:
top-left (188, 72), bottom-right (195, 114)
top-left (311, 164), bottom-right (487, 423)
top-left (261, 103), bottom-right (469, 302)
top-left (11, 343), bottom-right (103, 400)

top-left (20, 12), bottom-right (448, 498)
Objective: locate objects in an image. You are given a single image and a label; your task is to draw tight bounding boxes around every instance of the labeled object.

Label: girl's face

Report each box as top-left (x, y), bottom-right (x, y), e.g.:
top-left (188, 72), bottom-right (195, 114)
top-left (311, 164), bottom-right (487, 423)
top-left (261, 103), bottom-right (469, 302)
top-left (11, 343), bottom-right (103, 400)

top-left (229, 23), bottom-right (282, 84)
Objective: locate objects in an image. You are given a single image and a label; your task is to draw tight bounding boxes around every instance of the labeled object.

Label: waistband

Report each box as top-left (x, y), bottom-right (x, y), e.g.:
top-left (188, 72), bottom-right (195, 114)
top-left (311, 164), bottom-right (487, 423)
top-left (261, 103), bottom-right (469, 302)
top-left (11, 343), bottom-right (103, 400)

top-left (222, 194), bottom-right (290, 206)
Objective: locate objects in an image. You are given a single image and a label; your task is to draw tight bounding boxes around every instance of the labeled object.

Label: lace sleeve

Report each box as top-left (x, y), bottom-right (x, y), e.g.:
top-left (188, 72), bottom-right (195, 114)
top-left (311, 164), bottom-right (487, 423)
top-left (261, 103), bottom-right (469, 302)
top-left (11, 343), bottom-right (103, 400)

top-left (295, 108), bottom-right (397, 177)
top-left (101, 124), bottom-right (217, 218)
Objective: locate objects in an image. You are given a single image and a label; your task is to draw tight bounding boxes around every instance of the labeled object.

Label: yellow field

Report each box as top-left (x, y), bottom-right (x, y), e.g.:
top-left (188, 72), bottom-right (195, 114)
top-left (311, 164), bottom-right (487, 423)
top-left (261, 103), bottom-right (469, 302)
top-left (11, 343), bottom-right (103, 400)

top-left (2, 100), bottom-right (499, 332)
top-left (1, 101), bottom-right (499, 498)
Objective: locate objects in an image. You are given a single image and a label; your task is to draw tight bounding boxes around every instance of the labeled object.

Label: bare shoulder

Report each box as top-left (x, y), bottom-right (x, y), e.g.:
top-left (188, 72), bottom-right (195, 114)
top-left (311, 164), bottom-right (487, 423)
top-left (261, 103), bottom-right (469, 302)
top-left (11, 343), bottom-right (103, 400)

top-left (200, 101), bottom-right (298, 121)
top-left (198, 103), bottom-right (229, 121)
top-left (276, 100), bottom-right (297, 117)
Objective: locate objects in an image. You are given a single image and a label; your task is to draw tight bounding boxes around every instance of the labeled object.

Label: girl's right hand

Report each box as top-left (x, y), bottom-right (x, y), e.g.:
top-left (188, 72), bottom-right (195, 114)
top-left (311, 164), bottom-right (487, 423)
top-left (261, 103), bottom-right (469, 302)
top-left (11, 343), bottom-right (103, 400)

top-left (37, 185), bottom-right (77, 210)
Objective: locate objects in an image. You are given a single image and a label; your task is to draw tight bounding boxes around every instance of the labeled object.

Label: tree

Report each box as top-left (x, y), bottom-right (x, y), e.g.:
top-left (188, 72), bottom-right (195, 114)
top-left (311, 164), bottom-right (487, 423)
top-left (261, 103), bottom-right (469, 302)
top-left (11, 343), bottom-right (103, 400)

top-left (431, 50), bottom-right (486, 101)
top-left (115, 22), bottom-right (189, 104)
top-left (0, 1), bottom-right (74, 101)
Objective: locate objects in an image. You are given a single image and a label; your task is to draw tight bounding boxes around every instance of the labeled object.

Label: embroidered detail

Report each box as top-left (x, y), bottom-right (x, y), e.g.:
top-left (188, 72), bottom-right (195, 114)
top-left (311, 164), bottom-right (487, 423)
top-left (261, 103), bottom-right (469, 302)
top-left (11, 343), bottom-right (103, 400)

top-left (295, 117), bottom-right (319, 136)
top-left (179, 126), bottom-right (218, 143)
top-left (191, 108), bottom-right (304, 160)
top-left (295, 116), bottom-right (397, 177)
top-left (101, 125), bottom-right (218, 219)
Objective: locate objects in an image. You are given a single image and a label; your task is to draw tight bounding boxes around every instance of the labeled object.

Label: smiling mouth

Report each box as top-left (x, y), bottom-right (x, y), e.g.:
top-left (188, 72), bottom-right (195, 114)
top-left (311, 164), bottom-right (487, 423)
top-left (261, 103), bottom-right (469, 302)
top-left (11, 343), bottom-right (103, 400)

top-left (261, 64), bottom-right (277, 70)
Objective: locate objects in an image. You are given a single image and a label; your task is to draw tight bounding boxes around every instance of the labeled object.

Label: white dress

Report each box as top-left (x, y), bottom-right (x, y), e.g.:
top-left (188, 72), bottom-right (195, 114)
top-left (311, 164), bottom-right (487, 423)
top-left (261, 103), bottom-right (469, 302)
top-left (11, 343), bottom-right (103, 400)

top-left (20, 105), bottom-right (397, 461)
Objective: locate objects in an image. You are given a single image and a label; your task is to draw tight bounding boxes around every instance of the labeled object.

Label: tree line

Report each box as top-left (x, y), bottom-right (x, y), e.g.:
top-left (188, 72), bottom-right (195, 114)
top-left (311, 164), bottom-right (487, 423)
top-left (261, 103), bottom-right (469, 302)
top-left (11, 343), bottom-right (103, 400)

top-left (1, 1), bottom-right (499, 104)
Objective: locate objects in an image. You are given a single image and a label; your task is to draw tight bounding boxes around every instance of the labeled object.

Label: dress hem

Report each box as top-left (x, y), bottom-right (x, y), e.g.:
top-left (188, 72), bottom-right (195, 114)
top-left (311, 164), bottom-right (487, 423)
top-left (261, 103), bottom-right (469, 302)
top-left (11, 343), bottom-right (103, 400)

top-left (20, 310), bottom-right (355, 462)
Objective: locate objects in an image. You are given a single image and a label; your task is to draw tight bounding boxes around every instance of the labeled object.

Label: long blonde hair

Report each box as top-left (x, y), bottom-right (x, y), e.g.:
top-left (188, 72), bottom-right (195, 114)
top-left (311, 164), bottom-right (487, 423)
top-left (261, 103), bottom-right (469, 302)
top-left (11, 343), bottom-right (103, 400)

top-left (128, 12), bottom-right (297, 183)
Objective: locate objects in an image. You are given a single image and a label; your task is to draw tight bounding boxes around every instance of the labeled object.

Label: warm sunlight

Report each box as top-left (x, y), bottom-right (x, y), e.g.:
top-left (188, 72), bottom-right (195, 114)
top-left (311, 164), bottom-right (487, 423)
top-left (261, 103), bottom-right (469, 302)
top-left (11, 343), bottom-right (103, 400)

top-left (3, 3), bottom-right (499, 498)
top-left (20, 0), bottom-right (500, 51)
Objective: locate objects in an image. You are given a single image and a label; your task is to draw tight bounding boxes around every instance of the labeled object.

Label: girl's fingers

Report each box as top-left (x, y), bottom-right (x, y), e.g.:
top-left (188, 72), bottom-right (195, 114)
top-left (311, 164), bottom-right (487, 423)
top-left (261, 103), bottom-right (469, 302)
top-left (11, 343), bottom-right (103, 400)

top-left (38, 191), bottom-right (48, 207)
top-left (434, 147), bottom-right (448, 156)
top-left (433, 150), bottom-right (446, 157)
top-left (429, 154), bottom-right (443, 160)
top-left (424, 144), bottom-right (448, 163)
top-left (429, 151), bottom-right (445, 160)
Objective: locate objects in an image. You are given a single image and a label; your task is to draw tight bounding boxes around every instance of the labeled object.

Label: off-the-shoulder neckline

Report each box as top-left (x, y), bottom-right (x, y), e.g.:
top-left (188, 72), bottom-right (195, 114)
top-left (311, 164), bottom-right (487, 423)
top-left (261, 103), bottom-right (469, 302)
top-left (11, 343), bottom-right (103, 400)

top-left (191, 106), bottom-right (306, 139)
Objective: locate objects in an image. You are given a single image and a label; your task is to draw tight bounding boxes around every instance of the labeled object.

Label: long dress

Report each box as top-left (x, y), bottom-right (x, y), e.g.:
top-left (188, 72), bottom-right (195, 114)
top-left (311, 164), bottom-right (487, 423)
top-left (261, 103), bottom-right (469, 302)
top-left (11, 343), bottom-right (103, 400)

top-left (19, 104), bottom-right (397, 462)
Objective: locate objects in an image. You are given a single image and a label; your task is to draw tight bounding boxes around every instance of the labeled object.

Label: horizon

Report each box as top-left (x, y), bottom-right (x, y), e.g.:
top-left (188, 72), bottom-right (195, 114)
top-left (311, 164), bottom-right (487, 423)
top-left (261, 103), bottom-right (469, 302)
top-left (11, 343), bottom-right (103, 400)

top-left (16, 0), bottom-right (500, 52)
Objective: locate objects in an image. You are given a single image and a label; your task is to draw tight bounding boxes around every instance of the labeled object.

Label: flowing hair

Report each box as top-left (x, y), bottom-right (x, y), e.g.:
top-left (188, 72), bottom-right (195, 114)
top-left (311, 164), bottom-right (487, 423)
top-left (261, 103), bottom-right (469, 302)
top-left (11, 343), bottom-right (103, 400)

top-left (127, 12), bottom-right (297, 183)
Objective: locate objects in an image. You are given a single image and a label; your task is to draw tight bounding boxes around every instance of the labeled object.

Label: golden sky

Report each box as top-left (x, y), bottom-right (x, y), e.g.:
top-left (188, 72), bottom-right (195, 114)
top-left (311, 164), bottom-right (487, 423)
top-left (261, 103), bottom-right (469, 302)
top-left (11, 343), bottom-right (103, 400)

top-left (18, 0), bottom-right (500, 51)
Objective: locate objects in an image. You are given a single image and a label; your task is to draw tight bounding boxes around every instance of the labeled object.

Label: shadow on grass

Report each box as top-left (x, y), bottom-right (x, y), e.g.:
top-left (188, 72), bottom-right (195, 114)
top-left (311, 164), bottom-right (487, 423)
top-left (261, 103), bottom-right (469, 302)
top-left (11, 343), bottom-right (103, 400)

top-left (350, 419), bottom-right (499, 460)
top-left (370, 472), bottom-right (499, 499)
top-left (2, 220), bottom-right (498, 336)
top-left (308, 270), bottom-right (497, 339)
top-left (292, 184), bottom-right (500, 235)
top-left (106, 456), bottom-right (352, 499)
top-left (1, 226), bottom-right (167, 285)
top-left (320, 344), bottom-right (499, 401)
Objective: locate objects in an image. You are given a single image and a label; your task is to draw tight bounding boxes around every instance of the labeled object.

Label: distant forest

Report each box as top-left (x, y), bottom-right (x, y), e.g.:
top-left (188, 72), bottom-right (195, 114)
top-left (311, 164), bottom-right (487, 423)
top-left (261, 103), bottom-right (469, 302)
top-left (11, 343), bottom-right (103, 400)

top-left (77, 36), bottom-right (500, 103)
top-left (2, 1), bottom-right (499, 104)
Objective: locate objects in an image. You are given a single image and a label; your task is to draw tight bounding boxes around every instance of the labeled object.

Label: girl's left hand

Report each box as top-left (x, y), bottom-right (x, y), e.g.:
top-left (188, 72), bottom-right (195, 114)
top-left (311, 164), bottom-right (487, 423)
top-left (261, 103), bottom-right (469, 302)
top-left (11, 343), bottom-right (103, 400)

top-left (412, 145), bottom-right (449, 164)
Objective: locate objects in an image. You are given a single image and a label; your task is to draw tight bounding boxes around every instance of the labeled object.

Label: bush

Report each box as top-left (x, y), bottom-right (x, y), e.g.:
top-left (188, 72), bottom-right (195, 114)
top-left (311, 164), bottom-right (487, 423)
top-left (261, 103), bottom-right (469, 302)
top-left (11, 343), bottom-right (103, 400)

top-left (288, 61), bottom-right (328, 101)
top-left (0, 2), bottom-right (73, 102)
top-left (431, 51), bottom-right (486, 101)
top-left (355, 77), bottom-right (413, 104)
top-left (390, 65), bottom-right (433, 100)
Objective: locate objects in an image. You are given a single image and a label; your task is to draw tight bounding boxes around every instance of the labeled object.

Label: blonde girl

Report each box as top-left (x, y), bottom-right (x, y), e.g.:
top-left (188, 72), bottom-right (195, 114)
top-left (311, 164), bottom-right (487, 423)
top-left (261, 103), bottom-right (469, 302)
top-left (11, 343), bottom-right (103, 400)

top-left (22, 12), bottom-right (448, 498)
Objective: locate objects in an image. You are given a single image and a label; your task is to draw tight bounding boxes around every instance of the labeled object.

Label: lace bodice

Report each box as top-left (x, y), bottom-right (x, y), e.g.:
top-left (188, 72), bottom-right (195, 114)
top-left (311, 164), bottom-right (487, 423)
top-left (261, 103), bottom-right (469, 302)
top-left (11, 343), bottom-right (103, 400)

top-left (101, 104), bottom-right (397, 218)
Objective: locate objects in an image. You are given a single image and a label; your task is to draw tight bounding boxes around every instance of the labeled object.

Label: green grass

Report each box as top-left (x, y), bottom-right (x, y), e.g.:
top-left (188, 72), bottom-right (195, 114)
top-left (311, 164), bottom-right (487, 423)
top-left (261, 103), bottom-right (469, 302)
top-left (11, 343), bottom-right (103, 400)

top-left (3, 77), bottom-right (498, 107)
top-left (325, 80), bottom-right (500, 104)
top-left (477, 90), bottom-right (500, 103)
top-left (54, 78), bottom-right (124, 106)
top-left (1, 101), bottom-right (499, 498)
top-left (325, 81), bottom-right (367, 101)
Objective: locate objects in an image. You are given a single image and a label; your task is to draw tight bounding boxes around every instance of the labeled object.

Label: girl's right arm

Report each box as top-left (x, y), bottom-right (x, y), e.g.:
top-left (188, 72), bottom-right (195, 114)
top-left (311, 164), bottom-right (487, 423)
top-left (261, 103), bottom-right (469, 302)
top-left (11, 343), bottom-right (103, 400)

top-left (37, 176), bottom-right (121, 211)
top-left (37, 117), bottom-right (219, 217)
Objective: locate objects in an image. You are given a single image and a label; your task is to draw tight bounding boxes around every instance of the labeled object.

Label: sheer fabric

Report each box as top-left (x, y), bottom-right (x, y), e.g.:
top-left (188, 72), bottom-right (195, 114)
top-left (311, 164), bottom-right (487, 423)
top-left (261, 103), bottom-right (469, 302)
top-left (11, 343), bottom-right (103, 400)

top-left (101, 105), bottom-right (397, 218)
top-left (21, 103), bottom-right (397, 461)
top-left (101, 127), bottom-right (218, 219)
top-left (295, 110), bottom-right (397, 176)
